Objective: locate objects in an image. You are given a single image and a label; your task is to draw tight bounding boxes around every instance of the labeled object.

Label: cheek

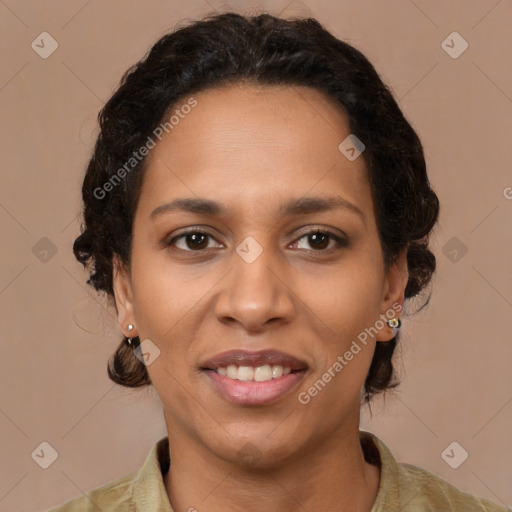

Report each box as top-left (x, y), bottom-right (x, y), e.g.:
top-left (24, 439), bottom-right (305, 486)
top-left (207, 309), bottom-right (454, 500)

top-left (306, 262), bottom-right (383, 337)
top-left (129, 248), bottom-right (218, 381)
top-left (129, 247), bottom-right (206, 335)
top-left (299, 271), bottom-right (381, 412)
top-left (298, 258), bottom-right (384, 398)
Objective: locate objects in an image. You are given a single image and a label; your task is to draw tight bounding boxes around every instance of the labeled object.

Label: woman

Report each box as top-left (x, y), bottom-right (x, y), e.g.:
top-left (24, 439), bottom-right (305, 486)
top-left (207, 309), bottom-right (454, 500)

top-left (50, 11), bottom-right (508, 512)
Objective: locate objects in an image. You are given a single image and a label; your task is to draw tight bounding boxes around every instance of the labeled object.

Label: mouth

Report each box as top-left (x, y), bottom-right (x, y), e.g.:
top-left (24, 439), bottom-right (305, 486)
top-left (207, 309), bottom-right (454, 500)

top-left (201, 349), bottom-right (308, 406)
top-left (215, 364), bottom-right (293, 382)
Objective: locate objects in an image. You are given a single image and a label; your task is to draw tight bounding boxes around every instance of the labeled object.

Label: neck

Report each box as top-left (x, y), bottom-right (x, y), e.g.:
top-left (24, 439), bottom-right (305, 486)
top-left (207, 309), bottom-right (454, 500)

top-left (163, 425), bottom-right (380, 512)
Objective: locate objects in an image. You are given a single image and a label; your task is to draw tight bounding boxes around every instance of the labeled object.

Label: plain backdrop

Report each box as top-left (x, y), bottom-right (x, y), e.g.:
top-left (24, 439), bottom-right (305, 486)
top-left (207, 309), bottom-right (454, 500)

top-left (0, 1), bottom-right (511, 511)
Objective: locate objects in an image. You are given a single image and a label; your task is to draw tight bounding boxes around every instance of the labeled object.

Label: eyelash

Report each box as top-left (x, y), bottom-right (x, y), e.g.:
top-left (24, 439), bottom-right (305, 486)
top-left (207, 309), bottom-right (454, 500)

top-left (165, 227), bottom-right (348, 255)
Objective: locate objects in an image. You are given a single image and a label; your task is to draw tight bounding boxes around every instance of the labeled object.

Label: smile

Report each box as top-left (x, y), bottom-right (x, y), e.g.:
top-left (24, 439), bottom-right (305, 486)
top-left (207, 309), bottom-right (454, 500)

top-left (201, 349), bottom-right (308, 406)
top-left (216, 364), bottom-right (291, 382)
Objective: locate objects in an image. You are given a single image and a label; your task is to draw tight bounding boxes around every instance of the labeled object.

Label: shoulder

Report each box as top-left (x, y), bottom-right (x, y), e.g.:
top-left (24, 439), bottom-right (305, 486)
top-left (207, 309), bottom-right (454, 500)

top-left (361, 432), bottom-right (510, 512)
top-left (47, 470), bottom-right (137, 511)
top-left (47, 436), bottom-right (171, 512)
top-left (395, 461), bottom-right (510, 512)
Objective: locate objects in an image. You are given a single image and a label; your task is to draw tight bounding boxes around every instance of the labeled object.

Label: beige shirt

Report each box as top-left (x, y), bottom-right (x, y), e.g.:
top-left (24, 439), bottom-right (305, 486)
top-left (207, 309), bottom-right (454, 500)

top-left (49, 431), bottom-right (509, 511)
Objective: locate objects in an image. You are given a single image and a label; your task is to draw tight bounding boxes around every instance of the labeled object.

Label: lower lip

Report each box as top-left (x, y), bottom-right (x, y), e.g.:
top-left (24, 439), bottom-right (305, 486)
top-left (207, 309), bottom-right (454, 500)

top-left (204, 369), bottom-right (307, 406)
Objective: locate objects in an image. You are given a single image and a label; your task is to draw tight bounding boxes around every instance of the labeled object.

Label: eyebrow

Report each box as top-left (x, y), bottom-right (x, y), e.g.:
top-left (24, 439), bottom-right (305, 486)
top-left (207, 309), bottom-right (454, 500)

top-left (150, 195), bottom-right (366, 223)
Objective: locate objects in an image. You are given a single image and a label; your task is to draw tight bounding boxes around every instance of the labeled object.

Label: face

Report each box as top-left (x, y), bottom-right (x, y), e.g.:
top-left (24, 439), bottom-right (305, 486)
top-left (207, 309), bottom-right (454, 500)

top-left (114, 83), bottom-right (408, 468)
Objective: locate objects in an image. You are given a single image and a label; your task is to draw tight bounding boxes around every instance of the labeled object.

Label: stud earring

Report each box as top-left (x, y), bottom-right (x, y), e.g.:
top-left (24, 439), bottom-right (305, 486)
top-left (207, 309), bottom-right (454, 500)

top-left (127, 324), bottom-right (134, 346)
top-left (387, 318), bottom-right (401, 329)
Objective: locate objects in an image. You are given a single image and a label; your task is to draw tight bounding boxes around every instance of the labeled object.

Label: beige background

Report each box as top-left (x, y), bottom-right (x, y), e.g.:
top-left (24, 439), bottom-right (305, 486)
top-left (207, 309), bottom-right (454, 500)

top-left (0, 1), bottom-right (511, 511)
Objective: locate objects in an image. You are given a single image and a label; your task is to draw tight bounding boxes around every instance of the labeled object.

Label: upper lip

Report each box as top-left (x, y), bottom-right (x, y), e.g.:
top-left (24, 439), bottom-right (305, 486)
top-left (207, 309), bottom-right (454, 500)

top-left (201, 349), bottom-right (308, 371)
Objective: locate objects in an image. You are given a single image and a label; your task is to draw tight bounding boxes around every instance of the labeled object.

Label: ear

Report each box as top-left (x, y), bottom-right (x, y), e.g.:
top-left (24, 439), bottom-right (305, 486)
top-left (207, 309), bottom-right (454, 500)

top-left (376, 248), bottom-right (408, 342)
top-left (112, 254), bottom-right (137, 338)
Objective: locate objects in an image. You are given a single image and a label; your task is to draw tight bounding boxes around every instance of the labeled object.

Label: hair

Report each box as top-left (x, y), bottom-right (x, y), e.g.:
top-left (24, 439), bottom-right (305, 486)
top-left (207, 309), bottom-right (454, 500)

top-left (73, 11), bottom-right (439, 400)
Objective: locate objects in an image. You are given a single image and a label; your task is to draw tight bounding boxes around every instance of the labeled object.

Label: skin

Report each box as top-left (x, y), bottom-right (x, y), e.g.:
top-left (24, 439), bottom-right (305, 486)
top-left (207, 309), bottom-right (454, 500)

top-left (113, 83), bottom-right (408, 511)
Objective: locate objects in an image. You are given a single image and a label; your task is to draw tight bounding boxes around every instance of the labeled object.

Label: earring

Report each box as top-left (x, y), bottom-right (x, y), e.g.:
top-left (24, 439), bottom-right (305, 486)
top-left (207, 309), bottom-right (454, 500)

top-left (387, 318), bottom-right (401, 329)
top-left (127, 324), bottom-right (134, 346)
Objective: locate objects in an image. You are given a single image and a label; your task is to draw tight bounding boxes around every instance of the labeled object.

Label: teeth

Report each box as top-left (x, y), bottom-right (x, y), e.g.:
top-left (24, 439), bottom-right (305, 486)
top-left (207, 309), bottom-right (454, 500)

top-left (227, 365), bottom-right (238, 379)
top-left (238, 366), bottom-right (254, 381)
top-left (272, 365), bottom-right (283, 378)
top-left (254, 365), bottom-right (272, 381)
top-left (215, 364), bottom-right (292, 382)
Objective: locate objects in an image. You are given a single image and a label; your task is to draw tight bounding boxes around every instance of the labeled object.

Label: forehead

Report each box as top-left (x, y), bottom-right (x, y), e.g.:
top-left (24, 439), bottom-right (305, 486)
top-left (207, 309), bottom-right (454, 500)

top-left (138, 83), bottom-right (371, 216)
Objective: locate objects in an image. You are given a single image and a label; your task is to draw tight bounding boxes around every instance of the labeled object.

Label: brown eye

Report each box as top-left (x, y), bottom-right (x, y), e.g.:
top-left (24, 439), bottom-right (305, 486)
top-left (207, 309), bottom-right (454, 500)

top-left (183, 233), bottom-right (209, 250)
top-left (167, 230), bottom-right (221, 251)
top-left (307, 232), bottom-right (330, 250)
top-left (294, 230), bottom-right (347, 252)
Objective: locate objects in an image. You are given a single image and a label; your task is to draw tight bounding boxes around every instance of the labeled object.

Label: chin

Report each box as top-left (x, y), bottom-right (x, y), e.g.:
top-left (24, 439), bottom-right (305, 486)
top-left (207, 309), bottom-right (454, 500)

top-left (203, 427), bottom-right (306, 470)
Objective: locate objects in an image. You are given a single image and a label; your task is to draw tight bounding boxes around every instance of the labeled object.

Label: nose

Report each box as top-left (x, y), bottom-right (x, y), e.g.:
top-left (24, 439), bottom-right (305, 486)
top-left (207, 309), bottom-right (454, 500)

top-left (213, 246), bottom-right (295, 333)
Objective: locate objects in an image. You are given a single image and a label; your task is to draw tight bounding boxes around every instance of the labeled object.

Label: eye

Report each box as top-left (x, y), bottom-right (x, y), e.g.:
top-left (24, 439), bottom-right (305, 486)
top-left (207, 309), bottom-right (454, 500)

top-left (167, 229), bottom-right (222, 251)
top-left (292, 230), bottom-right (347, 253)
top-left (165, 228), bottom-right (347, 254)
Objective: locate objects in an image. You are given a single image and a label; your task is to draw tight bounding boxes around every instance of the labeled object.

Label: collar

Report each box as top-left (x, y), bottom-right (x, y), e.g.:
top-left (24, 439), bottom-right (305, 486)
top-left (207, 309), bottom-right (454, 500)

top-left (132, 430), bottom-right (399, 511)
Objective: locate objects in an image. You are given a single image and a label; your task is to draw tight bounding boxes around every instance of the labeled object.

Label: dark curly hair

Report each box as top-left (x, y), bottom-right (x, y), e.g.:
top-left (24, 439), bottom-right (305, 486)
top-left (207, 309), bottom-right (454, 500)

top-left (73, 11), bottom-right (439, 400)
